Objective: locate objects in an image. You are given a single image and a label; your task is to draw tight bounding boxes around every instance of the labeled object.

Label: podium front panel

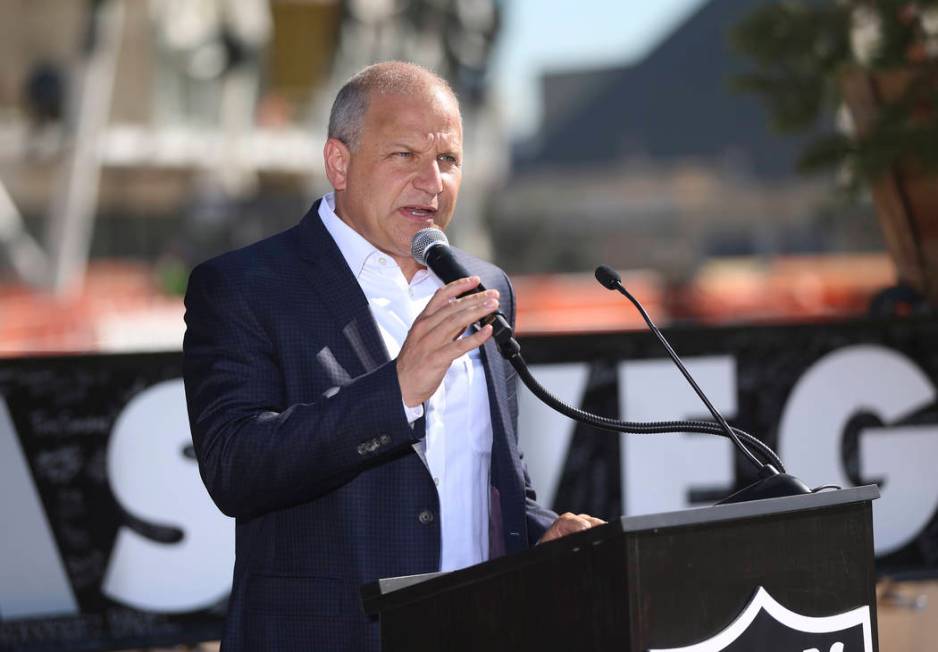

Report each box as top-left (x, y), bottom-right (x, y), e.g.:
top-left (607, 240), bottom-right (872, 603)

top-left (366, 488), bottom-right (879, 651)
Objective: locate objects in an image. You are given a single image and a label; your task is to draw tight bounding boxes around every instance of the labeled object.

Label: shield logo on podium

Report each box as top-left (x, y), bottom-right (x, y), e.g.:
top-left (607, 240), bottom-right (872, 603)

top-left (649, 586), bottom-right (873, 652)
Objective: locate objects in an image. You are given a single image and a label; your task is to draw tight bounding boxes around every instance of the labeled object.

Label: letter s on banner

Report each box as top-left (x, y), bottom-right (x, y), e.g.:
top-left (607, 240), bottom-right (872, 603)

top-left (103, 379), bottom-right (234, 612)
top-left (779, 345), bottom-right (938, 556)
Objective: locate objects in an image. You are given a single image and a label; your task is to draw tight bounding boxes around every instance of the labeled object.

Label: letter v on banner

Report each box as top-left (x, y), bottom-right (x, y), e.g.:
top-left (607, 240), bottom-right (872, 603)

top-left (517, 363), bottom-right (590, 510)
top-left (0, 395), bottom-right (78, 619)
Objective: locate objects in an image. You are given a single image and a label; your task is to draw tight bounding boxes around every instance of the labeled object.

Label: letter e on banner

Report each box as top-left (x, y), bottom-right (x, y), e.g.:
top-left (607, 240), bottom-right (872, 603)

top-left (619, 356), bottom-right (736, 516)
top-left (103, 379), bottom-right (234, 612)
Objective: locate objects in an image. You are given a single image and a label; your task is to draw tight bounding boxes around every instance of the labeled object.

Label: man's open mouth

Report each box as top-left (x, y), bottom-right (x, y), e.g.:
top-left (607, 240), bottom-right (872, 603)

top-left (400, 206), bottom-right (437, 218)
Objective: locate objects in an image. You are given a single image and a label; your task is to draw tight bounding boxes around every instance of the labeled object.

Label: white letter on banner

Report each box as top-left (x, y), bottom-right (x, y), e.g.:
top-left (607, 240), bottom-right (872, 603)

top-left (517, 363), bottom-right (590, 510)
top-left (0, 396), bottom-right (78, 619)
top-left (619, 356), bottom-right (736, 516)
top-left (102, 379), bottom-right (234, 612)
top-left (778, 345), bottom-right (938, 555)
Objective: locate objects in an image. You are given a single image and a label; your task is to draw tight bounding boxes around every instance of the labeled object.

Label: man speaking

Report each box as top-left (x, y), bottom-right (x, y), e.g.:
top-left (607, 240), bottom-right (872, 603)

top-left (183, 61), bottom-right (602, 650)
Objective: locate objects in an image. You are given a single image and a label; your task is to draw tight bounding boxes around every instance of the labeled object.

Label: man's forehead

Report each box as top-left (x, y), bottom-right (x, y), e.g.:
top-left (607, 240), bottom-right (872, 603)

top-left (367, 89), bottom-right (462, 138)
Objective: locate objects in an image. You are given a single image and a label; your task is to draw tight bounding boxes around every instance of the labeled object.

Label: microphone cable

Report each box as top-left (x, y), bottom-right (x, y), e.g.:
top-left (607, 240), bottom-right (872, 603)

top-left (504, 349), bottom-right (784, 472)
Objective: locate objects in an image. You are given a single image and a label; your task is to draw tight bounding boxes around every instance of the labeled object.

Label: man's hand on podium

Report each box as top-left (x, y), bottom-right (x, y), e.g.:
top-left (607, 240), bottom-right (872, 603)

top-left (537, 512), bottom-right (606, 544)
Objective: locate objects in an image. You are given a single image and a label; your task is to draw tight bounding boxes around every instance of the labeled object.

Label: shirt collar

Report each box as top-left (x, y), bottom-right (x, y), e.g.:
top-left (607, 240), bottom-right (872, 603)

top-left (318, 192), bottom-right (436, 285)
top-left (318, 192), bottom-right (382, 279)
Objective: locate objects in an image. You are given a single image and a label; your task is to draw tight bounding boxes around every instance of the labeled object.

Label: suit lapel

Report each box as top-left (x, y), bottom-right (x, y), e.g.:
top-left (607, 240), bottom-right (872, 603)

top-left (457, 254), bottom-right (526, 507)
top-left (476, 288), bottom-right (526, 551)
top-left (291, 202), bottom-right (389, 374)
top-left (480, 338), bottom-right (514, 447)
top-left (457, 254), bottom-right (516, 445)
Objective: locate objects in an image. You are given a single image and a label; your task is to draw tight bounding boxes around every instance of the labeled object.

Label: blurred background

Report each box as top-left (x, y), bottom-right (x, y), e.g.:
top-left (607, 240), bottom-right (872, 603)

top-left (2, 0), bottom-right (928, 356)
top-left (3, 3), bottom-right (938, 650)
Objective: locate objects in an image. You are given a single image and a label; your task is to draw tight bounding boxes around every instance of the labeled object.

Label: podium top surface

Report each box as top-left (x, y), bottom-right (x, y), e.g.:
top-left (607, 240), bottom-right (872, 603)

top-left (615, 483), bottom-right (878, 533)
top-left (362, 485), bottom-right (879, 614)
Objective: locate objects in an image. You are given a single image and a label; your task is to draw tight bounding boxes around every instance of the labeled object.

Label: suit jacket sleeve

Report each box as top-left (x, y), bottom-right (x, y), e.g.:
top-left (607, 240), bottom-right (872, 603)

top-left (182, 260), bottom-right (422, 521)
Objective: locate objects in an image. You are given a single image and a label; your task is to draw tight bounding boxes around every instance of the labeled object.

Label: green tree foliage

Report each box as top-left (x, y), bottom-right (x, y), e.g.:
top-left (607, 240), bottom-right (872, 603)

top-left (732, 0), bottom-right (938, 182)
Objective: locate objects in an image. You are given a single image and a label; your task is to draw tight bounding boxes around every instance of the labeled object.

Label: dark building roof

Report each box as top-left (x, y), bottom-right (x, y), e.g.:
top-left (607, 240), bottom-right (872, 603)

top-left (515, 0), bottom-right (821, 181)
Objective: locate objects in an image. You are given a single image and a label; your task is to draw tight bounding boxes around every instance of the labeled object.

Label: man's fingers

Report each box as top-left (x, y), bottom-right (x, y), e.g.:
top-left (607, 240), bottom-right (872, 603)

top-left (555, 521), bottom-right (588, 537)
top-left (420, 289), bottom-right (499, 338)
top-left (562, 513), bottom-right (593, 532)
top-left (449, 324), bottom-right (493, 355)
top-left (578, 513), bottom-right (607, 527)
top-left (396, 278), bottom-right (498, 406)
top-left (537, 512), bottom-right (605, 544)
top-left (445, 295), bottom-right (499, 341)
top-left (424, 276), bottom-right (482, 313)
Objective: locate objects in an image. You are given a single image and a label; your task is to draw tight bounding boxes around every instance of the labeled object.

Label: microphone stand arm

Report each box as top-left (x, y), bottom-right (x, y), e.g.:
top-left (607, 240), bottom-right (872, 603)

top-left (488, 312), bottom-right (813, 504)
top-left (485, 312), bottom-right (785, 471)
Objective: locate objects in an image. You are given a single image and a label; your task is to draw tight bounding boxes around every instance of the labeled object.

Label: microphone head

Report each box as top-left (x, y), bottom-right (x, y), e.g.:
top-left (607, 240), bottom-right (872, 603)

top-left (411, 228), bottom-right (449, 266)
top-left (594, 265), bottom-right (622, 290)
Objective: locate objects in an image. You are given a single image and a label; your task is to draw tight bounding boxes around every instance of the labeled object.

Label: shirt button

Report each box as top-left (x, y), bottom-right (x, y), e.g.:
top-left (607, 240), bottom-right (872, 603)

top-left (418, 509), bottom-right (434, 525)
top-left (378, 257), bottom-right (387, 266)
top-left (433, 477), bottom-right (439, 486)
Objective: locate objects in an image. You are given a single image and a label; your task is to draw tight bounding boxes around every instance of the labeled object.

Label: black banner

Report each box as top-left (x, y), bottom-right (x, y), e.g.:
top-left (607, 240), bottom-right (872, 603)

top-left (0, 355), bottom-right (224, 652)
top-left (1, 316), bottom-right (937, 651)
top-left (519, 316), bottom-right (938, 574)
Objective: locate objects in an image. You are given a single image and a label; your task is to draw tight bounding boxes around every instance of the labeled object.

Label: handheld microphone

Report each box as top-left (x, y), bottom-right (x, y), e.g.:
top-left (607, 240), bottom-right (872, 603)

top-left (594, 264), bottom-right (812, 503)
top-left (411, 228), bottom-right (520, 358)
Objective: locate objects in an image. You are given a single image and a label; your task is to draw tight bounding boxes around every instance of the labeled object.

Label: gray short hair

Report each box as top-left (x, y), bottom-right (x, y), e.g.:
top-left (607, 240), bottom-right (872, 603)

top-left (328, 61), bottom-right (458, 150)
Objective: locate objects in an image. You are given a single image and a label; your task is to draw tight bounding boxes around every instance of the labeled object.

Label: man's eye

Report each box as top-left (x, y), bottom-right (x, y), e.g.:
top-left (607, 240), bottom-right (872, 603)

top-left (394, 152), bottom-right (412, 159)
top-left (439, 154), bottom-right (459, 165)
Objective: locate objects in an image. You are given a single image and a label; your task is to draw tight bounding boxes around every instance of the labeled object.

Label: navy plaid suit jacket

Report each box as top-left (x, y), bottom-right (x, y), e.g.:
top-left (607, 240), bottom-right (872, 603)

top-left (183, 201), bottom-right (556, 651)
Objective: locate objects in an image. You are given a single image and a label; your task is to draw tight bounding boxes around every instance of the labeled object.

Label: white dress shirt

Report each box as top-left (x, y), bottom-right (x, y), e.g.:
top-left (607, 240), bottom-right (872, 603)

top-left (319, 193), bottom-right (492, 571)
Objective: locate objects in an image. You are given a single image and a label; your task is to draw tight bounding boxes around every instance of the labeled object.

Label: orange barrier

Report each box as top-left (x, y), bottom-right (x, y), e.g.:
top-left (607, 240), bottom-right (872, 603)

top-left (674, 254), bottom-right (896, 324)
top-left (0, 254), bottom-right (898, 354)
top-left (512, 271), bottom-right (665, 334)
top-left (0, 262), bottom-right (183, 355)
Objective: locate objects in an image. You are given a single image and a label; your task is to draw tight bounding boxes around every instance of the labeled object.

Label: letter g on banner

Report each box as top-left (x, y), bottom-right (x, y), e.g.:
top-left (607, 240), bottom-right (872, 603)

top-left (103, 379), bottom-right (234, 612)
top-left (779, 345), bottom-right (938, 555)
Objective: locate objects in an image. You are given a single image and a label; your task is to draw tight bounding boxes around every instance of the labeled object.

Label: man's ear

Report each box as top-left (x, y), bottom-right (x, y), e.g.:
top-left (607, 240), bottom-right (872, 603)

top-left (323, 138), bottom-right (351, 190)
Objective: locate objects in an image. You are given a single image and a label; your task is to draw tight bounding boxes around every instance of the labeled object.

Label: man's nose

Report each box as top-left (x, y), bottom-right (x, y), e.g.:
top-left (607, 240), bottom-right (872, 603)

top-left (413, 158), bottom-right (444, 195)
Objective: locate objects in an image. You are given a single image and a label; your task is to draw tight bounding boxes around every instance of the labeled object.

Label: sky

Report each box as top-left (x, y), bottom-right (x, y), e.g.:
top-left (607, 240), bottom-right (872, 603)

top-left (492, 0), bottom-right (709, 139)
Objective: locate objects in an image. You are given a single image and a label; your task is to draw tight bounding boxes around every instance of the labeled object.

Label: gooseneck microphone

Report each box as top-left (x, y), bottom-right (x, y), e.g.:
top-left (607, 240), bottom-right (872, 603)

top-left (594, 264), bottom-right (812, 504)
top-left (595, 265), bottom-right (762, 470)
top-left (410, 229), bottom-right (804, 504)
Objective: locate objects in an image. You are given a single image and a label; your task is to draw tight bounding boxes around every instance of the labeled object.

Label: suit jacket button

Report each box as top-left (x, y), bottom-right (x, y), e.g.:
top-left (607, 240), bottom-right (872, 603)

top-left (418, 510), bottom-right (434, 525)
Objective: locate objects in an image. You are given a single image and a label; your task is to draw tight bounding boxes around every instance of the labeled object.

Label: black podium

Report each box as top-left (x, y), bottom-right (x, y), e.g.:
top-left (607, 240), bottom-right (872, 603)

top-left (362, 485), bottom-right (879, 651)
